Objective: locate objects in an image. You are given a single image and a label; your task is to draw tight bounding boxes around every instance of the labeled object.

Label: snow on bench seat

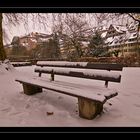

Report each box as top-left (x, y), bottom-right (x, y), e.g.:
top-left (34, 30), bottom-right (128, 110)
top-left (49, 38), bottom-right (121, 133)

top-left (35, 66), bottom-right (121, 83)
top-left (15, 76), bottom-right (118, 103)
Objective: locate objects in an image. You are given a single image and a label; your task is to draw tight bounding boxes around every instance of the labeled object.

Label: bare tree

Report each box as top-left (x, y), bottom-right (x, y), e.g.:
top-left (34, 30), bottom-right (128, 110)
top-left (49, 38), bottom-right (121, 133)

top-left (127, 13), bottom-right (140, 57)
top-left (51, 13), bottom-right (93, 59)
top-left (0, 13), bottom-right (51, 61)
top-left (0, 13), bottom-right (28, 61)
top-left (0, 13), bottom-right (7, 61)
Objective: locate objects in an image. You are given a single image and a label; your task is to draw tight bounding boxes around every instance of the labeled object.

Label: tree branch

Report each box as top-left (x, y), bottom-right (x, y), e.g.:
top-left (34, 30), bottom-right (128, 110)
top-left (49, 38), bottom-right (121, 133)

top-left (128, 13), bottom-right (140, 23)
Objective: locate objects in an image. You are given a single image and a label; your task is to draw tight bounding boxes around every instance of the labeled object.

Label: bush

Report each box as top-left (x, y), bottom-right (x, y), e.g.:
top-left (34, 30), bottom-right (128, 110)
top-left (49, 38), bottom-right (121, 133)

top-left (76, 56), bottom-right (140, 66)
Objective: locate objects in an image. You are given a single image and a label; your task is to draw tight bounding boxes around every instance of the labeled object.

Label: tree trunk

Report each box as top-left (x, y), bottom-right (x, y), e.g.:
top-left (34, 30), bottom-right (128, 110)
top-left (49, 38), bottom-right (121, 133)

top-left (136, 22), bottom-right (140, 58)
top-left (0, 13), bottom-right (7, 61)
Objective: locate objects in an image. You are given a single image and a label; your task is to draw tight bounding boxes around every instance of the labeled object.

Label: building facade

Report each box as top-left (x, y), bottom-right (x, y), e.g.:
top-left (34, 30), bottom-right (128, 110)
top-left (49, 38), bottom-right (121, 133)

top-left (103, 23), bottom-right (140, 57)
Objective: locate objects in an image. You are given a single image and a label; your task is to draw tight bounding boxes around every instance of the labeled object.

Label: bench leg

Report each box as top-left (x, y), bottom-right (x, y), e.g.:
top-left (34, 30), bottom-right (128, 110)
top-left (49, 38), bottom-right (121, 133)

top-left (51, 70), bottom-right (54, 81)
top-left (39, 72), bottom-right (42, 77)
top-left (22, 83), bottom-right (42, 95)
top-left (78, 97), bottom-right (103, 120)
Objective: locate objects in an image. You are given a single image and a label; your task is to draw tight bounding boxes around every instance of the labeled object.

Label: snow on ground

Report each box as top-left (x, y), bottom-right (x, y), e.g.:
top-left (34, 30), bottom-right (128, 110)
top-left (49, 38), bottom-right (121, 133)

top-left (0, 63), bottom-right (140, 126)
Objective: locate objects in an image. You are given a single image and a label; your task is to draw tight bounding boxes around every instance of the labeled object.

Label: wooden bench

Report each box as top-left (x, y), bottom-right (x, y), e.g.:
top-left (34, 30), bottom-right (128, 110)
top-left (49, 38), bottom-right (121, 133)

top-left (15, 61), bottom-right (123, 120)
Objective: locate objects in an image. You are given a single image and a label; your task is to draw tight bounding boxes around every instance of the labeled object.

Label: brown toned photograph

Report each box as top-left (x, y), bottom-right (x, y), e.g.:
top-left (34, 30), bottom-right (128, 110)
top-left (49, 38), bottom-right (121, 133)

top-left (0, 13), bottom-right (140, 127)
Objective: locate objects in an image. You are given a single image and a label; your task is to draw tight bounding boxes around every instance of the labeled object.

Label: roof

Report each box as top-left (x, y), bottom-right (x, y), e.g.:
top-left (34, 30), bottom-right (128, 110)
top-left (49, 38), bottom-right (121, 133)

top-left (105, 37), bottom-right (114, 44)
top-left (127, 22), bottom-right (138, 31)
top-left (113, 25), bottom-right (127, 33)
top-left (81, 41), bottom-right (89, 46)
top-left (128, 32), bottom-right (137, 39)
top-left (101, 32), bottom-right (107, 38)
top-left (105, 23), bottom-right (140, 47)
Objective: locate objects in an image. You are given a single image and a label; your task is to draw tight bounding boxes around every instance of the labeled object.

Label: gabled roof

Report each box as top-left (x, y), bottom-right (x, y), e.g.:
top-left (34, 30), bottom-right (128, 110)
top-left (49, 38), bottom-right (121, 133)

top-left (111, 24), bottom-right (127, 33)
top-left (127, 22), bottom-right (138, 31)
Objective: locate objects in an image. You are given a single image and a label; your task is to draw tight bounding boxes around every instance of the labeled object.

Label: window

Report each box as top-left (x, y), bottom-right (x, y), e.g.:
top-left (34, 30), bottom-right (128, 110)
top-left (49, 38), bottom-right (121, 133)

top-left (129, 48), bottom-right (135, 52)
top-left (129, 38), bottom-right (137, 42)
top-left (133, 33), bottom-right (137, 37)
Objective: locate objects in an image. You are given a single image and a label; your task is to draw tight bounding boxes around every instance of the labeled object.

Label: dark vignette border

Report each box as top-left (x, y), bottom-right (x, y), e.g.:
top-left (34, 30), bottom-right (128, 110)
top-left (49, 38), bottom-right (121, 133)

top-left (0, 7), bottom-right (140, 13)
top-left (0, 0), bottom-right (140, 7)
top-left (0, 1), bottom-right (140, 134)
top-left (0, 127), bottom-right (140, 133)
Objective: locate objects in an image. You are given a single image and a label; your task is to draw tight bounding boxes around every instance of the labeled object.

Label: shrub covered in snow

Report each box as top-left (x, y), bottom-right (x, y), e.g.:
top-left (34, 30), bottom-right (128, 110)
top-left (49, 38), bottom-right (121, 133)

top-left (0, 59), bottom-right (15, 74)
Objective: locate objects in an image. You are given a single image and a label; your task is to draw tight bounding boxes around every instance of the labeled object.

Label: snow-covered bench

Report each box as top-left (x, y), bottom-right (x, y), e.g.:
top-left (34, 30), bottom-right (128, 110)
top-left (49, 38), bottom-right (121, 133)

top-left (11, 62), bottom-right (32, 67)
top-left (16, 61), bottom-right (123, 120)
top-left (15, 77), bottom-right (118, 120)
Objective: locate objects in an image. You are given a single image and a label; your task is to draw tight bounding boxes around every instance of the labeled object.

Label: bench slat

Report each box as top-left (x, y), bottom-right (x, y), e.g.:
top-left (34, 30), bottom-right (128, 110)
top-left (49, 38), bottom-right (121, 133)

top-left (36, 61), bottom-right (123, 71)
top-left (15, 77), bottom-right (118, 103)
top-left (35, 67), bottom-right (121, 83)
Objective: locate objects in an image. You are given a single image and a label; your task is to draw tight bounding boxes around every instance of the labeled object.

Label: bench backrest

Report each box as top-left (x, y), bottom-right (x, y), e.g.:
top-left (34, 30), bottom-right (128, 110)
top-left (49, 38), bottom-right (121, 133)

top-left (35, 61), bottom-right (123, 87)
top-left (36, 61), bottom-right (123, 71)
